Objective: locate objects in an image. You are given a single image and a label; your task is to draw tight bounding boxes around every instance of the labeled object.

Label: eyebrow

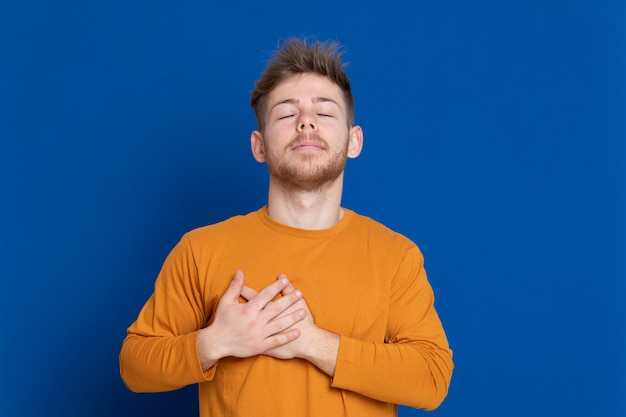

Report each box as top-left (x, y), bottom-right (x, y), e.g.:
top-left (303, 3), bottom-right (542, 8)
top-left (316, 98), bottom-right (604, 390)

top-left (270, 97), bottom-right (340, 111)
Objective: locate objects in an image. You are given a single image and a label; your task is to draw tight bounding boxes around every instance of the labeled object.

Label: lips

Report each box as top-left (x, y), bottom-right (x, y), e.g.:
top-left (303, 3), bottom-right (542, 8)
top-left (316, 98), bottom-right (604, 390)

top-left (289, 135), bottom-right (328, 151)
top-left (292, 140), bottom-right (325, 150)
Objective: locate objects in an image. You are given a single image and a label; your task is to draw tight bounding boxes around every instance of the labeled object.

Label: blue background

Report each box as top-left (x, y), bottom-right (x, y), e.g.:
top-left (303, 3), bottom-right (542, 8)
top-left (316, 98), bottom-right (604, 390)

top-left (1, 1), bottom-right (624, 416)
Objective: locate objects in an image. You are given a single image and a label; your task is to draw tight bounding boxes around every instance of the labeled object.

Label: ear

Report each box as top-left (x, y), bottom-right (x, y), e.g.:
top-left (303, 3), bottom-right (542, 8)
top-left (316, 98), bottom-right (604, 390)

top-left (347, 125), bottom-right (363, 159)
top-left (250, 130), bottom-right (266, 163)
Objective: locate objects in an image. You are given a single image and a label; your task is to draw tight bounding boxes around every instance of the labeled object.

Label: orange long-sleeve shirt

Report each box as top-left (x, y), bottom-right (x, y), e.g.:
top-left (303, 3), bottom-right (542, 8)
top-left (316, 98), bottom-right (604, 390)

top-left (120, 207), bottom-right (453, 416)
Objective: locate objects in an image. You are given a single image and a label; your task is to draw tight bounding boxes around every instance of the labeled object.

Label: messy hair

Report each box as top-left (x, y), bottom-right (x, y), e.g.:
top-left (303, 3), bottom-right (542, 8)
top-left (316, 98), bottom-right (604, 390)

top-left (250, 38), bottom-right (354, 132)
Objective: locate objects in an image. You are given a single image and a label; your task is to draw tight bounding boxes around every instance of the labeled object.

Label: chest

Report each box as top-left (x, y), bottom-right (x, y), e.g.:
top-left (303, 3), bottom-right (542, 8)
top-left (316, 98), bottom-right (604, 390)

top-left (200, 235), bottom-right (395, 341)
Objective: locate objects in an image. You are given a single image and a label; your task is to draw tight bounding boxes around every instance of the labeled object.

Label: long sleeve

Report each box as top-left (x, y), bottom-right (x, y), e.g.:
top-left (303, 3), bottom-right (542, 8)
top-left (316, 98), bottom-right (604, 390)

top-left (119, 236), bottom-right (213, 392)
top-left (119, 209), bottom-right (453, 416)
top-left (331, 246), bottom-right (453, 410)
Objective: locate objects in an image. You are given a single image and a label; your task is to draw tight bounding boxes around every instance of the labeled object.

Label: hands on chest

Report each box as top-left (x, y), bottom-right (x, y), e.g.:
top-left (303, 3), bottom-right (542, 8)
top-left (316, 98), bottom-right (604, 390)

top-left (196, 270), bottom-right (340, 376)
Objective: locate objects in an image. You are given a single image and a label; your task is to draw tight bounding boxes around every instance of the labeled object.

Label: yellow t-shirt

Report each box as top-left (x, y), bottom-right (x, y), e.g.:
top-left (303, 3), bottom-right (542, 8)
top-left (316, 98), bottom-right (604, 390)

top-left (120, 207), bottom-right (453, 416)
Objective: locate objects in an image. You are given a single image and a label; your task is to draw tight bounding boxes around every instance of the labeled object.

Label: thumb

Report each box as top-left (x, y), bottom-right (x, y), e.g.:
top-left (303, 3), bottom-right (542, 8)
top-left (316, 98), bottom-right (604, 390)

top-left (223, 270), bottom-right (245, 303)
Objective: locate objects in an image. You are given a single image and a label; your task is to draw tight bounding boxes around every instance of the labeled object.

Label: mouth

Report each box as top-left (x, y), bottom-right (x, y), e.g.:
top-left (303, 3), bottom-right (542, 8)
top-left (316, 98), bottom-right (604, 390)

top-left (292, 141), bottom-right (326, 151)
top-left (289, 135), bottom-right (328, 151)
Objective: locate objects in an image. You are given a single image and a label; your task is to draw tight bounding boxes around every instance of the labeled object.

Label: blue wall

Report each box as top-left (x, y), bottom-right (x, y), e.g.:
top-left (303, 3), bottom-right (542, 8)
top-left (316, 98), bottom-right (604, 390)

top-left (1, 1), bottom-right (624, 416)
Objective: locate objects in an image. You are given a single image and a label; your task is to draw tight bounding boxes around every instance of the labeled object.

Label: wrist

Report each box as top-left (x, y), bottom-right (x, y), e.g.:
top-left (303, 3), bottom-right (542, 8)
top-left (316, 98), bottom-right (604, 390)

top-left (303, 329), bottom-right (340, 377)
top-left (196, 326), bottom-right (224, 371)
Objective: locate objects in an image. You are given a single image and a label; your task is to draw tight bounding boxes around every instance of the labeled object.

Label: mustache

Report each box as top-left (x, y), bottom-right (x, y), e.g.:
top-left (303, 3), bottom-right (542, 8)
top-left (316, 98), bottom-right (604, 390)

top-left (287, 133), bottom-right (328, 149)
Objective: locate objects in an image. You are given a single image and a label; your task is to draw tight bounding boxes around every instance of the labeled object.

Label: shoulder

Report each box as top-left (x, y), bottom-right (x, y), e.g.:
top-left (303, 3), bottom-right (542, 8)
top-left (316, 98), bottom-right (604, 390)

top-left (348, 211), bottom-right (416, 245)
top-left (345, 210), bottom-right (423, 259)
top-left (182, 209), bottom-right (263, 246)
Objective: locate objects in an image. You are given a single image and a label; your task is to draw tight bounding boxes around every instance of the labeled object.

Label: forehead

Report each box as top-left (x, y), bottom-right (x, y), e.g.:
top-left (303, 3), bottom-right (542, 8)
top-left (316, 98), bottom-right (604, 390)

top-left (267, 73), bottom-right (346, 109)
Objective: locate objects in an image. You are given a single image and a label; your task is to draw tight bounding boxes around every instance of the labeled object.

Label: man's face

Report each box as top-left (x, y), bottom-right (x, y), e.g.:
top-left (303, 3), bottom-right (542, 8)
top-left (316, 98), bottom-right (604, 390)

top-left (251, 73), bottom-right (361, 191)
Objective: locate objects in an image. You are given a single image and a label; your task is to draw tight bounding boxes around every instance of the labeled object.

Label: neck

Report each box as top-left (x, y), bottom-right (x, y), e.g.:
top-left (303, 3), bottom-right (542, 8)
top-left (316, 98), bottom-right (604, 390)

top-left (266, 174), bottom-right (345, 230)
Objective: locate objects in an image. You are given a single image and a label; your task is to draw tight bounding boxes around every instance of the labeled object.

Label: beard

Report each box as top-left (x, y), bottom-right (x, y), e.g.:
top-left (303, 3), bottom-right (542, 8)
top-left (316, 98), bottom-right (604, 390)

top-left (264, 133), bottom-right (349, 192)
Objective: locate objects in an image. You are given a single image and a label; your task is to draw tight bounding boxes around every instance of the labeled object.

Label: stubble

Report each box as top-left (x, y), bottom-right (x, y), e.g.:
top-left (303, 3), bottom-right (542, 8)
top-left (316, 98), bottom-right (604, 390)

top-left (264, 133), bottom-right (349, 192)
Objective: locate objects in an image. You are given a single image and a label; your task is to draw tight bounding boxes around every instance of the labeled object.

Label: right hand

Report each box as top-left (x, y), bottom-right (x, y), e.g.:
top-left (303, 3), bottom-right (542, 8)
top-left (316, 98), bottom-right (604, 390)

top-left (196, 271), bottom-right (306, 371)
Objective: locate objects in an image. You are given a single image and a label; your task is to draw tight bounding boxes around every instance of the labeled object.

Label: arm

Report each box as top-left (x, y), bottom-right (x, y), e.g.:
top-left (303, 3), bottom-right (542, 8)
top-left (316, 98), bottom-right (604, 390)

top-left (251, 248), bottom-right (453, 410)
top-left (119, 237), bottom-right (306, 392)
top-left (331, 246), bottom-right (453, 410)
top-left (119, 236), bottom-right (208, 392)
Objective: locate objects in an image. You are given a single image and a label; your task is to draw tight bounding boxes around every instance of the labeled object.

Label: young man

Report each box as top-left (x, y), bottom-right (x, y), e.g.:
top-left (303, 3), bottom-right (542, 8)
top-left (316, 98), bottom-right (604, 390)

top-left (120, 38), bottom-right (453, 416)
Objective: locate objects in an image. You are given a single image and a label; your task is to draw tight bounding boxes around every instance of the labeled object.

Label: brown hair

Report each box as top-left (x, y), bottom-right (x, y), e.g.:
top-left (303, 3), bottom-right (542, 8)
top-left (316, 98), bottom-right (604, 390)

top-left (250, 38), bottom-right (354, 132)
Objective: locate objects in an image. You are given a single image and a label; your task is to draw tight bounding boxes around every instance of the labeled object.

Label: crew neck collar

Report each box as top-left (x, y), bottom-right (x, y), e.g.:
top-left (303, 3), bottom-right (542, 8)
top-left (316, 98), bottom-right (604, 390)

top-left (257, 205), bottom-right (353, 239)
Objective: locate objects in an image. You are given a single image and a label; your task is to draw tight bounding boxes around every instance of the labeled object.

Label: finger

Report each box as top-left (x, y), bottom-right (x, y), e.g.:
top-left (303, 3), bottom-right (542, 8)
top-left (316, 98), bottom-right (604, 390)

top-left (221, 270), bottom-right (245, 303)
top-left (266, 309), bottom-right (306, 337)
top-left (264, 328), bottom-right (301, 351)
top-left (247, 276), bottom-right (290, 311)
top-left (277, 274), bottom-right (296, 296)
top-left (262, 288), bottom-right (303, 320)
top-left (241, 285), bottom-right (258, 301)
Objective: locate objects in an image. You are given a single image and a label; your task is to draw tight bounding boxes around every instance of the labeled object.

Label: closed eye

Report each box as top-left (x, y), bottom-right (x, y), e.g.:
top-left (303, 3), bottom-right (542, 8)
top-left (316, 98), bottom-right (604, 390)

top-left (278, 114), bottom-right (295, 120)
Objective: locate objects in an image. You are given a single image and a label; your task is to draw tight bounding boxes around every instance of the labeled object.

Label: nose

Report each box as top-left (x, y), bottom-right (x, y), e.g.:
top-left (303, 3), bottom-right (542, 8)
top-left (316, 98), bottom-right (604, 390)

top-left (296, 111), bottom-right (316, 132)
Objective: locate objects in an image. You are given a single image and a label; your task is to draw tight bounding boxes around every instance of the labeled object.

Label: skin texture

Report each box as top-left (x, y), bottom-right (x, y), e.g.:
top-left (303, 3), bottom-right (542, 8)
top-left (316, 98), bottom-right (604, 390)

top-left (196, 72), bottom-right (364, 376)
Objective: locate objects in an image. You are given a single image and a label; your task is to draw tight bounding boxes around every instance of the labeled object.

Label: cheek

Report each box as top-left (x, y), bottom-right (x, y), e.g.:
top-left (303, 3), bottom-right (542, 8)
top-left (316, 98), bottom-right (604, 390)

top-left (264, 122), bottom-right (291, 137)
top-left (322, 118), bottom-right (349, 134)
top-left (258, 130), bottom-right (285, 155)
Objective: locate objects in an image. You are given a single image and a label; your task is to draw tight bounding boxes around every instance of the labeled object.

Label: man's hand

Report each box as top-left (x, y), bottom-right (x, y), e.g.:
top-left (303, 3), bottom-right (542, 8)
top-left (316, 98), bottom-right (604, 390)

top-left (241, 275), bottom-right (340, 377)
top-left (196, 271), bottom-right (306, 371)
